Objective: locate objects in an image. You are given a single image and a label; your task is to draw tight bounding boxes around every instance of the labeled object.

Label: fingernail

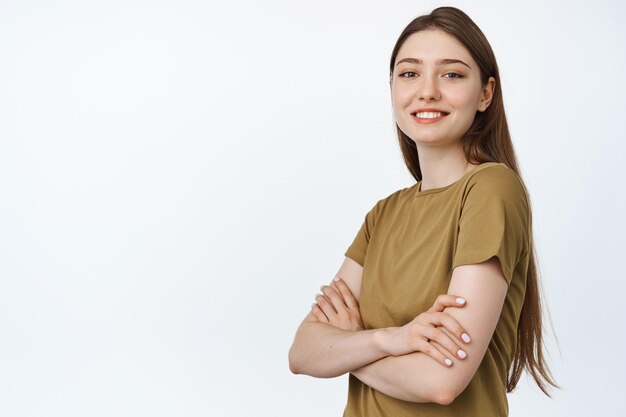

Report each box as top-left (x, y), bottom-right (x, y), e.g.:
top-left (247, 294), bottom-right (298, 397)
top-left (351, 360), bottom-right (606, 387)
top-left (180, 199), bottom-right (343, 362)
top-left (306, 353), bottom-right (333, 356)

top-left (445, 358), bottom-right (453, 366)
top-left (462, 333), bottom-right (471, 343)
top-left (457, 349), bottom-right (467, 359)
top-left (320, 285), bottom-right (325, 291)
top-left (311, 303), bottom-right (316, 309)
top-left (456, 297), bottom-right (465, 304)
top-left (333, 275), bottom-right (340, 282)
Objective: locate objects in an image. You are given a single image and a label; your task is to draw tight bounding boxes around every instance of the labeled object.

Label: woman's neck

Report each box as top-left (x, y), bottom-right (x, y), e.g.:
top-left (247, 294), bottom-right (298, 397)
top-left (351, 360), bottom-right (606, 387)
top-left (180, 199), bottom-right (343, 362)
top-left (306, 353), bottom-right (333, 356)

top-left (418, 151), bottom-right (478, 191)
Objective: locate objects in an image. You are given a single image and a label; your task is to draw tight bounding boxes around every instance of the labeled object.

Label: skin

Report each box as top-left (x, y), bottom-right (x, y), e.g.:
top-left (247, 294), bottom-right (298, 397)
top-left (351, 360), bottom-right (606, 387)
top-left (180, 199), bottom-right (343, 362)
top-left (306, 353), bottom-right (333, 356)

top-left (309, 27), bottom-right (497, 369)
top-left (304, 256), bottom-right (508, 405)
top-left (312, 278), bottom-right (470, 362)
top-left (289, 29), bottom-right (509, 405)
top-left (390, 29), bottom-right (495, 190)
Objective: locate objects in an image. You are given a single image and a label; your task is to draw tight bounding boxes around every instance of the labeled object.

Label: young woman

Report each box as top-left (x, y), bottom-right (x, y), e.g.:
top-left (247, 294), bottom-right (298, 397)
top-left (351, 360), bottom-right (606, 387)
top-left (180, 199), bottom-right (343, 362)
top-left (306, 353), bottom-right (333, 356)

top-left (288, 6), bottom-right (558, 416)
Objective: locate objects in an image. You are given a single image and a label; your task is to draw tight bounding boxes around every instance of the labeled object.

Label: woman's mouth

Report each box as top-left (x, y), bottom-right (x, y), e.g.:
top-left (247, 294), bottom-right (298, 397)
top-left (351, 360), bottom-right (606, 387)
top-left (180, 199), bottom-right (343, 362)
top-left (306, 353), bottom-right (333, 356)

top-left (411, 111), bottom-right (449, 124)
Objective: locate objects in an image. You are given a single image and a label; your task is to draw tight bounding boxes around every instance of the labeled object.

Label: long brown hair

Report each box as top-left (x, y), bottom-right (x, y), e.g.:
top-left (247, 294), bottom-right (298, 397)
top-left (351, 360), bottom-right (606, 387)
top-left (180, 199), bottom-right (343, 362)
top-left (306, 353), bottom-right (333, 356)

top-left (389, 6), bottom-right (559, 396)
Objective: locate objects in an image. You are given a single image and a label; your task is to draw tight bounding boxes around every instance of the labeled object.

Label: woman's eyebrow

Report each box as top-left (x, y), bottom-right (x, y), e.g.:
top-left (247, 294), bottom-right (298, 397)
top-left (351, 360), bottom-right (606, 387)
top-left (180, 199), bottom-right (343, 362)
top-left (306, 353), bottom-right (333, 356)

top-left (395, 57), bottom-right (471, 69)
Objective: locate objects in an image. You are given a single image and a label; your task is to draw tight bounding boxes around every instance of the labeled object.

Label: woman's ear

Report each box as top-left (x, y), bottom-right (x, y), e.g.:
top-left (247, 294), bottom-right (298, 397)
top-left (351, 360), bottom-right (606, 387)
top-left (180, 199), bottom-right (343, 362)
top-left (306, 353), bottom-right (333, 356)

top-left (478, 76), bottom-right (496, 112)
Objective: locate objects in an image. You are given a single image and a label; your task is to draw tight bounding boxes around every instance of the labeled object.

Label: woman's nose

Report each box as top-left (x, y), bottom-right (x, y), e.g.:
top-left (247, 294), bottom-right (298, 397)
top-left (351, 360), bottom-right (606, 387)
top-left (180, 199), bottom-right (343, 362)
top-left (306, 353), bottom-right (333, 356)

top-left (417, 75), bottom-right (441, 101)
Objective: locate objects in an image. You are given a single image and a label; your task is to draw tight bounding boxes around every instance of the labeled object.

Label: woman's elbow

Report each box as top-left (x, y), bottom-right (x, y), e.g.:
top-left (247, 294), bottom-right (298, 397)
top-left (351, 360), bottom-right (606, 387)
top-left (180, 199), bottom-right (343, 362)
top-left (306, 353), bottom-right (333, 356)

top-left (429, 369), bottom-right (467, 405)
top-left (288, 342), bottom-right (319, 376)
top-left (431, 389), bottom-right (457, 406)
top-left (429, 377), bottom-right (467, 405)
top-left (288, 344), bottom-right (303, 374)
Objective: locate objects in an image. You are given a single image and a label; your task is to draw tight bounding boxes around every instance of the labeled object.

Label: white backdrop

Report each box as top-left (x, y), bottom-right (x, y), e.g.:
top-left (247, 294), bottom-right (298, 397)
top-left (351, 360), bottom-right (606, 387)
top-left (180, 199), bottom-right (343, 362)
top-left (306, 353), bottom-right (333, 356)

top-left (1, 0), bottom-right (624, 416)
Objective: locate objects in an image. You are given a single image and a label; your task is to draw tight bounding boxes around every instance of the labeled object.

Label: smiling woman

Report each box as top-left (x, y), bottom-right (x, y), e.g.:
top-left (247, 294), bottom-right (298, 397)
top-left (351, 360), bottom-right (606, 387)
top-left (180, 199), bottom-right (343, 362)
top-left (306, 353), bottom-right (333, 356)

top-left (390, 29), bottom-right (495, 154)
top-left (288, 6), bottom-right (559, 417)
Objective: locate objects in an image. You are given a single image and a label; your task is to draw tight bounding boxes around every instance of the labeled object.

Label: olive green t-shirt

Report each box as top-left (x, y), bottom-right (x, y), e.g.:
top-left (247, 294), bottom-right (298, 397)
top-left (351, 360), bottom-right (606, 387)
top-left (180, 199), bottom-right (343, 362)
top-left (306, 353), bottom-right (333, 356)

top-left (343, 162), bottom-right (531, 417)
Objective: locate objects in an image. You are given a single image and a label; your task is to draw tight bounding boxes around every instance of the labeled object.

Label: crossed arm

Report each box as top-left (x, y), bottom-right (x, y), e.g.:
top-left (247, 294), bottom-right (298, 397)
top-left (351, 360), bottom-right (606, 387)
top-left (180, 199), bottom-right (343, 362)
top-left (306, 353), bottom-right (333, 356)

top-left (288, 256), bottom-right (509, 405)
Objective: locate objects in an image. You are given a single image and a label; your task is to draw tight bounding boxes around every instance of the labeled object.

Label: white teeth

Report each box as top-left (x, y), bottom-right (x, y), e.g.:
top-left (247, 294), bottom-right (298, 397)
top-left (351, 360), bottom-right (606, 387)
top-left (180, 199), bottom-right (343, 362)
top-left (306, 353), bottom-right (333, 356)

top-left (415, 112), bottom-right (446, 119)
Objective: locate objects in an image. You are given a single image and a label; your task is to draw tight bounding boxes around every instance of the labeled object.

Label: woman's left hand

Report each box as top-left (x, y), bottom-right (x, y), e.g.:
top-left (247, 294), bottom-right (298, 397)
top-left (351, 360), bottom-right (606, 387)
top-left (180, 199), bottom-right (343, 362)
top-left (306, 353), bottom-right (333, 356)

top-left (311, 277), bottom-right (365, 332)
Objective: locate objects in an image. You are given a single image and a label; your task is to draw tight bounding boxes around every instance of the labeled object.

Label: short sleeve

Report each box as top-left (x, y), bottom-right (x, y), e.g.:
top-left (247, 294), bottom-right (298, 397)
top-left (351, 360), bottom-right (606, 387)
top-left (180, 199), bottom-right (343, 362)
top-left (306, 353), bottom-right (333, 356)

top-left (452, 167), bottom-right (530, 285)
top-left (344, 200), bottom-right (381, 267)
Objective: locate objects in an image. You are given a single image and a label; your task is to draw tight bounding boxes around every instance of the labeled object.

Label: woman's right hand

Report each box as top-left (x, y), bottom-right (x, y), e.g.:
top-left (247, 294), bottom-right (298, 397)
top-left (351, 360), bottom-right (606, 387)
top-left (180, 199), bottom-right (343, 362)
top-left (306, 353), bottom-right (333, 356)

top-left (382, 295), bottom-right (472, 367)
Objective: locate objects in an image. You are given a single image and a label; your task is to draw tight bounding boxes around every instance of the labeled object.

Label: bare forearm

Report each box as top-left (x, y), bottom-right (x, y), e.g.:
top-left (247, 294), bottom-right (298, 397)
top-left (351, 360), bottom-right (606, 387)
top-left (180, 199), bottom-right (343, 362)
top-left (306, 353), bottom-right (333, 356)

top-left (351, 330), bottom-right (452, 404)
top-left (351, 353), bottom-right (433, 402)
top-left (288, 322), bottom-right (389, 378)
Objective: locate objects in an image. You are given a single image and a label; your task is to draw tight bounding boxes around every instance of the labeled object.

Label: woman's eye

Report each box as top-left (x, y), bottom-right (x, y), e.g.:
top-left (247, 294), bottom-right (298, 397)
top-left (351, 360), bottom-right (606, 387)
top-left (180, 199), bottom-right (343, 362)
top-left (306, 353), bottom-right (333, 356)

top-left (399, 72), bottom-right (464, 79)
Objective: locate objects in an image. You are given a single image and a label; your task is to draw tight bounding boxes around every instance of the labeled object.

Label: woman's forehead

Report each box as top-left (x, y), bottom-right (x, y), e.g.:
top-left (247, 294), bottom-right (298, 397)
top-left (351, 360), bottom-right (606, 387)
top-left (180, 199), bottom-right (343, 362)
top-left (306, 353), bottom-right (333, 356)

top-left (396, 30), bottom-right (473, 66)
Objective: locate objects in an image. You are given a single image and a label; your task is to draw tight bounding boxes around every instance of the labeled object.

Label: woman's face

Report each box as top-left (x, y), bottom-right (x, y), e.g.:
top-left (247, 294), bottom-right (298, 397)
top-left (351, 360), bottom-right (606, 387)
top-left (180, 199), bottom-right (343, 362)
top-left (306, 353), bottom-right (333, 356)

top-left (390, 29), bottom-right (495, 146)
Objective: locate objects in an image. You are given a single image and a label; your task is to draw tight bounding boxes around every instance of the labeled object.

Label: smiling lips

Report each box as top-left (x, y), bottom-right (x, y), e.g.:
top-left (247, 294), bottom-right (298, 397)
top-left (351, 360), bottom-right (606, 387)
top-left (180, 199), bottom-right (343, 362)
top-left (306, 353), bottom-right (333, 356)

top-left (411, 111), bottom-right (449, 124)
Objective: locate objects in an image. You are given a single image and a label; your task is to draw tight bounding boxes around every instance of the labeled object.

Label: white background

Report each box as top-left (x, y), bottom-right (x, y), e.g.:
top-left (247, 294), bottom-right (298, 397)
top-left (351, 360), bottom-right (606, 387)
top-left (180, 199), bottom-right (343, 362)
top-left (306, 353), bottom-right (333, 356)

top-left (1, 0), bottom-right (624, 416)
